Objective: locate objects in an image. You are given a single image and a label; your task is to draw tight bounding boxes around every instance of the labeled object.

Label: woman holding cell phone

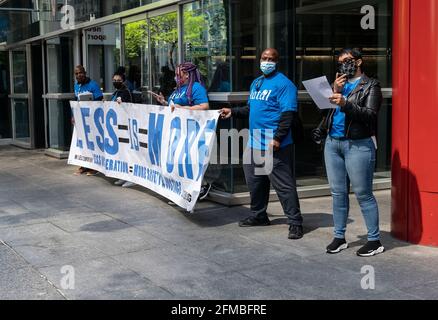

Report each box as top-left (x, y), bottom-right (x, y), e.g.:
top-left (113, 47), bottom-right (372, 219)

top-left (312, 48), bottom-right (384, 257)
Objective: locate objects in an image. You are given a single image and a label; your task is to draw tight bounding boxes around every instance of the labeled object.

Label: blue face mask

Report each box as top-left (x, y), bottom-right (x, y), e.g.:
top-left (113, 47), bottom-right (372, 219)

top-left (260, 61), bottom-right (277, 75)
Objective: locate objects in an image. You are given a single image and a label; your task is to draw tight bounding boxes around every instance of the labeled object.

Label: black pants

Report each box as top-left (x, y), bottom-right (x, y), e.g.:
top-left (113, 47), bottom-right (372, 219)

top-left (243, 145), bottom-right (303, 226)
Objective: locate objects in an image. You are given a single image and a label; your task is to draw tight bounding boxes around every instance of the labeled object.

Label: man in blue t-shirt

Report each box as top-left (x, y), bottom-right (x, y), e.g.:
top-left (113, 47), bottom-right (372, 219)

top-left (220, 48), bottom-right (304, 240)
top-left (72, 65), bottom-right (103, 176)
top-left (74, 65), bottom-right (103, 102)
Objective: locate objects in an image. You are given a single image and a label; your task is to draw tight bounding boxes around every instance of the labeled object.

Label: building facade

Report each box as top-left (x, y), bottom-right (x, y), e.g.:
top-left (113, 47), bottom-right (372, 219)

top-left (0, 0), bottom-right (393, 204)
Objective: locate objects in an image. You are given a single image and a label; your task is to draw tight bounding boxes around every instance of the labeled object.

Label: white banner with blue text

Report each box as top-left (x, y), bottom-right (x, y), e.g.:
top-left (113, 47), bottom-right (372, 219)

top-left (68, 101), bottom-right (219, 212)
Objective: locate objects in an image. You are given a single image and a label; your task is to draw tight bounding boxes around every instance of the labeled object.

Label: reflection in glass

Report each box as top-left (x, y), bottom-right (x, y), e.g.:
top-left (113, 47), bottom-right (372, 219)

top-left (13, 99), bottom-right (30, 142)
top-left (124, 19), bottom-right (149, 102)
top-left (85, 23), bottom-right (121, 92)
top-left (0, 51), bottom-right (11, 139)
top-left (149, 11), bottom-right (178, 102)
top-left (46, 36), bottom-right (74, 93)
top-left (12, 50), bottom-right (28, 94)
top-left (48, 100), bottom-right (73, 151)
top-left (183, 0), bottom-right (229, 92)
top-left (294, 0), bottom-right (392, 184)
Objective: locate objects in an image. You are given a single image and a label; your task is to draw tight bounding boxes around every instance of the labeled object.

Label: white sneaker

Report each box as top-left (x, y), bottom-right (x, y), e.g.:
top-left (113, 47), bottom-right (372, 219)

top-left (122, 181), bottom-right (136, 188)
top-left (114, 179), bottom-right (125, 186)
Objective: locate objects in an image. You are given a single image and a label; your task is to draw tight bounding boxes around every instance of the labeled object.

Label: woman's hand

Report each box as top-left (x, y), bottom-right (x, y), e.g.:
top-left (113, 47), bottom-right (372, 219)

top-left (329, 93), bottom-right (347, 107)
top-left (156, 92), bottom-right (168, 106)
top-left (116, 97), bottom-right (122, 104)
top-left (220, 108), bottom-right (232, 119)
top-left (334, 73), bottom-right (347, 93)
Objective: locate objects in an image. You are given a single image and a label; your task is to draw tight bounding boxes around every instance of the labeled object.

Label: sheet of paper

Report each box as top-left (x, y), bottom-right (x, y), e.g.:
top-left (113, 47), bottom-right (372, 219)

top-left (302, 76), bottom-right (336, 110)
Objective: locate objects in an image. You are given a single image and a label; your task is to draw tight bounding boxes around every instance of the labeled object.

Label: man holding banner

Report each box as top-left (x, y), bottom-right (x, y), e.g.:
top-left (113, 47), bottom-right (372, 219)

top-left (220, 48), bottom-right (304, 240)
top-left (73, 65), bottom-right (103, 176)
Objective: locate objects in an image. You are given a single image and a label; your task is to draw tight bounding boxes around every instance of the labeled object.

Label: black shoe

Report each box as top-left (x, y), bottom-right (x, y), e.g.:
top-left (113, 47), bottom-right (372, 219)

top-left (288, 225), bottom-right (304, 240)
top-left (198, 184), bottom-right (212, 201)
top-left (357, 240), bottom-right (385, 257)
top-left (239, 216), bottom-right (271, 227)
top-left (326, 238), bottom-right (348, 254)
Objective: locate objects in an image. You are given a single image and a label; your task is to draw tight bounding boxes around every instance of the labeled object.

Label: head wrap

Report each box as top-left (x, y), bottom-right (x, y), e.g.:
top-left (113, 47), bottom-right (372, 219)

top-left (175, 62), bottom-right (203, 105)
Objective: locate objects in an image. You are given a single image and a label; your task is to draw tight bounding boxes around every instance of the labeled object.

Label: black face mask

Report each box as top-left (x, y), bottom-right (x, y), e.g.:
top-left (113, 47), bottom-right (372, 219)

top-left (113, 82), bottom-right (123, 90)
top-left (339, 60), bottom-right (358, 78)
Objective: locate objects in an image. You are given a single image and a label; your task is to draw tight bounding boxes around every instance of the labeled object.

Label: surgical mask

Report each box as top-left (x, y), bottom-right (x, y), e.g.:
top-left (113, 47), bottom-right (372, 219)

top-left (113, 81), bottom-right (123, 89)
top-left (260, 62), bottom-right (277, 75)
top-left (339, 60), bottom-right (358, 78)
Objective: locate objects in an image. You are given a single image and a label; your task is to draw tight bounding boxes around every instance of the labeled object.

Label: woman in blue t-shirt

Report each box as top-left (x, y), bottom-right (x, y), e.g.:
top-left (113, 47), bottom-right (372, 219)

top-left (155, 63), bottom-right (212, 204)
top-left (155, 62), bottom-right (209, 111)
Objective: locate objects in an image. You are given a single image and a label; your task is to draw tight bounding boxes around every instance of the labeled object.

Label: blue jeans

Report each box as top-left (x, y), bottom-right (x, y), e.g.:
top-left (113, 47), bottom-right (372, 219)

top-left (324, 136), bottom-right (380, 241)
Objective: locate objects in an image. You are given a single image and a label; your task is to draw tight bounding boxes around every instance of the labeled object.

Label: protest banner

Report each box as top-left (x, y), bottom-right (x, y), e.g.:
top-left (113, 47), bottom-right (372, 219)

top-left (69, 101), bottom-right (219, 212)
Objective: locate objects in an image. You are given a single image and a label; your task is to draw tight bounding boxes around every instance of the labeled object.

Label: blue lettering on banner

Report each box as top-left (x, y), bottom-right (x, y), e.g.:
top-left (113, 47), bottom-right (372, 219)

top-left (105, 109), bottom-right (119, 155)
top-left (166, 117), bottom-right (181, 174)
top-left (148, 113), bottom-right (164, 166)
top-left (129, 119), bottom-right (139, 151)
top-left (80, 107), bottom-right (95, 151)
top-left (179, 119), bottom-right (200, 180)
top-left (133, 164), bottom-right (182, 196)
top-left (94, 108), bottom-right (105, 152)
top-left (196, 119), bottom-right (217, 181)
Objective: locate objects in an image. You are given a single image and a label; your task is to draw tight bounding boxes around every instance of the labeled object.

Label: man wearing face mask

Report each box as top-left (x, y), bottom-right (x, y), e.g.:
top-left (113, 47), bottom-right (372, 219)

top-left (220, 48), bottom-right (304, 240)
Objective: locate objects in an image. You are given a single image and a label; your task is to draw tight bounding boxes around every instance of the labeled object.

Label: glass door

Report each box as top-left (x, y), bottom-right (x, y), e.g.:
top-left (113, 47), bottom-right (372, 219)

top-left (123, 7), bottom-right (178, 104)
top-left (10, 48), bottom-right (31, 147)
top-left (148, 9), bottom-right (178, 102)
top-left (0, 51), bottom-right (11, 141)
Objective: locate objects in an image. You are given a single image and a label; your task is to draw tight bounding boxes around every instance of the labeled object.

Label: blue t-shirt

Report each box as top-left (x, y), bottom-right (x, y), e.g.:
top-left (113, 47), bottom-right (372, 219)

top-left (168, 82), bottom-right (209, 106)
top-left (74, 79), bottom-right (103, 101)
top-left (330, 78), bottom-right (361, 138)
top-left (248, 72), bottom-right (298, 150)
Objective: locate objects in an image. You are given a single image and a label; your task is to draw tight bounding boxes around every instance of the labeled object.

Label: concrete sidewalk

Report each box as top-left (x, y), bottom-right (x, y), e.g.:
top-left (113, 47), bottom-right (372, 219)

top-left (1, 145), bottom-right (438, 300)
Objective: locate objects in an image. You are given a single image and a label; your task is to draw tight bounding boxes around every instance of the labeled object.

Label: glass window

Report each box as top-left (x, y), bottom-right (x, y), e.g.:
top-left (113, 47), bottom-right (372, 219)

top-left (149, 11), bottom-right (178, 98)
top-left (0, 51), bottom-right (11, 139)
top-left (183, 0), bottom-right (230, 92)
top-left (12, 50), bottom-right (28, 94)
top-left (294, 0), bottom-right (393, 184)
top-left (230, 0), bottom-right (294, 91)
top-left (47, 100), bottom-right (73, 151)
top-left (85, 22), bottom-right (121, 92)
top-left (123, 19), bottom-right (149, 101)
top-left (13, 99), bottom-right (30, 142)
top-left (46, 36), bottom-right (74, 93)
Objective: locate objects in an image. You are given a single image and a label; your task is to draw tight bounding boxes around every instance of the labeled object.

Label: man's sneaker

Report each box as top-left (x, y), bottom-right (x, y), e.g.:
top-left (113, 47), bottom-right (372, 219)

top-left (326, 238), bottom-right (348, 254)
top-left (114, 179), bottom-right (125, 186)
top-left (239, 216), bottom-right (271, 227)
top-left (198, 184), bottom-right (212, 201)
top-left (122, 181), bottom-right (136, 188)
top-left (357, 241), bottom-right (385, 257)
top-left (288, 225), bottom-right (304, 240)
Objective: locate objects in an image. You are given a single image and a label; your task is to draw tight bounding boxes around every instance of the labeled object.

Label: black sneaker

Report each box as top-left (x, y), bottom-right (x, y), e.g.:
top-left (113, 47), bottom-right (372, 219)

top-left (326, 238), bottom-right (348, 254)
top-left (357, 240), bottom-right (385, 257)
top-left (198, 184), bottom-right (212, 201)
top-left (239, 216), bottom-right (271, 227)
top-left (288, 225), bottom-right (304, 240)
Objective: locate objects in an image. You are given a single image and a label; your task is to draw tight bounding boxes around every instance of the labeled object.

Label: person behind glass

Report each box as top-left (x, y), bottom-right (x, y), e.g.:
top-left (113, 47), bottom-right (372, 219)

top-left (73, 65), bottom-right (103, 176)
top-left (109, 72), bottom-right (137, 188)
top-left (312, 48), bottom-right (384, 257)
top-left (219, 48), bottom-right (304, 240)
top-left (155, 62), bottom-right (212, 201)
